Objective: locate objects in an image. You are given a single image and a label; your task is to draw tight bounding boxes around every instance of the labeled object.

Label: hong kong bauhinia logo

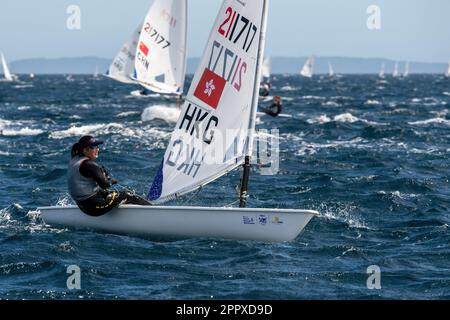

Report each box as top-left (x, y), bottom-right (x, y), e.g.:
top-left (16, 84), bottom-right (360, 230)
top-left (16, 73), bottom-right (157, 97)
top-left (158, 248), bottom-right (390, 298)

top-left (204, 79), bottom-right (216, 97)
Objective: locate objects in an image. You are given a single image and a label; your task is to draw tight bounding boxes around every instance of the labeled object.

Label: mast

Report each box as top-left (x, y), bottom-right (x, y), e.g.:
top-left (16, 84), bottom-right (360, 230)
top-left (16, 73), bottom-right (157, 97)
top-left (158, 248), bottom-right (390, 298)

top-left (239, 0), bottom-right (269, 208)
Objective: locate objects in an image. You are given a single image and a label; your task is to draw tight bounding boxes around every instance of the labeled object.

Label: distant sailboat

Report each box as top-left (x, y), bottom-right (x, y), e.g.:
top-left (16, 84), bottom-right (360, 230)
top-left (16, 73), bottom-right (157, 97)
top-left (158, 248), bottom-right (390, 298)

top-left (328, 62), bottom-right (334, 77)
top-left (1, 52), bottom-right (17, 82)
top-left (93, 65), bottom-right (99, 79)
top-left (379, 63), bottom-right (385, 78)
top-left (300, 56), bottom-right (314, 78)
top-left (403, 62), bottom-right (410, 77)
top-left (259, 57), bottom-right (271, 97)
top-left (446, 59), bottom-right (450, 78)
top-left (393, 62), bottom-right (400, 78)
top-left (260, 56), bottom-right (271, 83)
top-left (133, 0), bottom-right (187, 96)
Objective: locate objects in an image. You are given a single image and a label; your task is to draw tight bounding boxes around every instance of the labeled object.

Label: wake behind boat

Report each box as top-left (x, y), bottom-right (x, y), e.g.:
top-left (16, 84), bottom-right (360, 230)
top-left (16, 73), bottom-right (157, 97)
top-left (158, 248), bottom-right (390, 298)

top-left (39, 0), bottom-right (317, 242)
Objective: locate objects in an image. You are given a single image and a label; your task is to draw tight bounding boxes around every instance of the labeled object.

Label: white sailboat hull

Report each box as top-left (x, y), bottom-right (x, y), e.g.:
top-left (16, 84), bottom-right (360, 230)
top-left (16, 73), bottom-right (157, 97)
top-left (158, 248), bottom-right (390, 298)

top-left (38, 205), bottom-right (317, 242)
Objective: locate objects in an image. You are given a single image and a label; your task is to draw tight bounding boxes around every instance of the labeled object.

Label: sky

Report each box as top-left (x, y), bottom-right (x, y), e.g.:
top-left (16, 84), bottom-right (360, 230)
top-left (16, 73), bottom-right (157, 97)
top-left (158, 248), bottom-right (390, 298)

top-left (1, 0), bottom-right (449, 63)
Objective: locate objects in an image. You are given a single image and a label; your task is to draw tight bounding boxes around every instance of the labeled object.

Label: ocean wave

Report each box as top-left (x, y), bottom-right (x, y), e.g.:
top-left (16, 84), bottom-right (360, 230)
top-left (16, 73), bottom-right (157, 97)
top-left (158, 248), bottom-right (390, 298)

top-left (280, 85), bottom-right (296, 91)
top-left (307, 113), bottom-right (381, 125)
top-left (18, 106), bottom-right (31, 111)
top-left (1, 127), bottom-right (44, 136)
top-left (408, 118), bottom-right (450, 126)
top-left (141, 105), bottom-right (181, 123)
top-left (365, 100), bottom-right (381, 105)
top-left (314, 202), bottom-right (370, 230)
top-left (116, 111), bottom-right (140, 118)
top-left (49, 123), bottom-right (171, 141)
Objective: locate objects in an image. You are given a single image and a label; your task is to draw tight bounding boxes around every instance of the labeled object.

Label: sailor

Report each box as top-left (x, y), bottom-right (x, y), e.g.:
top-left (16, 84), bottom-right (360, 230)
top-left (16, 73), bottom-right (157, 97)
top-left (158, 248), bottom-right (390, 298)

top-left (260, 95), bottom-right (282, 117)
top-left (68, 135), bottom-right (150, 217)
top-left (259, 83), bottom-right (271, 97)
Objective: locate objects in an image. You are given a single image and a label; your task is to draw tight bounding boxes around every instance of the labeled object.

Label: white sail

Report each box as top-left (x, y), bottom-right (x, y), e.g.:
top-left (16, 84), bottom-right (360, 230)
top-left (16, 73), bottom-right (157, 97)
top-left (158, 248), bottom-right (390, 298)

top-left (261, 56), bottom-right (271, 79)
top-left (328, 62), bottom-right (334, 77)
top-left (446, 59), bottom-right (450, 77)
top-left (393, 62), bottom-right (399, 78)
top-left (134, 0), bottom-right (187, 95)
top-left (403, 62), bottom-right (410, 77)
top-left (148, 0), bottom-right (268, 202)
top-left (300, 56), bottom-right (314, 78)
top-left (379, 62), bottom-right (385, 78)
top-left (1, 52), bottom-right (14, 81)
top-left (106, 25), bottom-right (142, 84)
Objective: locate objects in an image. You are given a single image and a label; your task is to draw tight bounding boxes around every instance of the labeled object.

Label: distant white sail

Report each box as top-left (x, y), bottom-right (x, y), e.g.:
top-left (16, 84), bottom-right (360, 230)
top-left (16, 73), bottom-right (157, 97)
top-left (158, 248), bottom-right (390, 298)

top-left (446, 59), bottom-right (450, 77)
top-left (107, 25), bottom-right (142, 84)
top-left (148, 0), bottom-right (267, 202)
top-left (379, 62), bottom-right (385, 78)
top-left (328, 62), bottom-right (334, 77)
top-left (393, 62), bottom-right (399, 78)
top-left (261, 57), bottom-right (271, 79)
top-left (300, 56), bottom-right (314, 78)
top-left (134, 0), bottom-right (187, 95)
top-left (403, 62), bottom-right (410, 77)
top-left (1, 52), bottom-right (14, 81)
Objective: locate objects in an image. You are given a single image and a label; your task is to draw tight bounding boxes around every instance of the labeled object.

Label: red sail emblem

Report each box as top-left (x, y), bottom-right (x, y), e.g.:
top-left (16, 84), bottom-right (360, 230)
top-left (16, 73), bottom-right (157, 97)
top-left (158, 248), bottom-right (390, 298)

top-left (193, 68), bottom-right (226, 109)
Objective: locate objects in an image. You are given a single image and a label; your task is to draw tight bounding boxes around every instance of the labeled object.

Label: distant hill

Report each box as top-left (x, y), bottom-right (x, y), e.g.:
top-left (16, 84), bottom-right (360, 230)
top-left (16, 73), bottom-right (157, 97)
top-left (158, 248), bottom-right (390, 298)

top-left (6, 56), bottom-right (448, 75)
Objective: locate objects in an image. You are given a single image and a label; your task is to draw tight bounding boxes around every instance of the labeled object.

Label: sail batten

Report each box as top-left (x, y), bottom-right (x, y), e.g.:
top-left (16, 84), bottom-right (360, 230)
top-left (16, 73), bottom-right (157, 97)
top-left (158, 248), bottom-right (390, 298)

top-left (148, 0), bottom-right (267, 202)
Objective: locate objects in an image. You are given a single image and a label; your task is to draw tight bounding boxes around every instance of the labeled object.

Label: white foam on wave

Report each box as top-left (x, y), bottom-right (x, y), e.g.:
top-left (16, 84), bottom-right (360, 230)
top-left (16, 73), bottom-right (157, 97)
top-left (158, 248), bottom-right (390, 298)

top-left (141, 105), bottom-right (181, 123)
top-left (280, 85), bottom-right (295, 91)
top-left (315, 202), bottom-right (370, 230)
top-left (116, 111), bottom-right (140, 118)
top-left (365, 100), bottom-right (381, 105)
top-left (296, 137), bottom-right (366, 156)
top-left (408, 118), bottom-right (450, 126)
top-left (14, 84), bottom-right (33, 89)
top-left (49, 122), bottom-right (171, 143)
top-left (1, 127), bottom-right (44, 136)
top-left (307, 113), bottom-right (383, 126)
top-left (302, 95), bottom-right (324, 100)
top-left (18, 106), bottom-right (31, 111)
top-left (323, 101), bottom-right (340, 107)
top-left (443, 92), bottom-right (450, 96)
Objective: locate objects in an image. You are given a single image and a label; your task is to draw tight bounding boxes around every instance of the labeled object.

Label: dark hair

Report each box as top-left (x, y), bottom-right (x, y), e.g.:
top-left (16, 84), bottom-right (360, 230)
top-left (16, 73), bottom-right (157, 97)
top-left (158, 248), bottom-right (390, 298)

top-left (71, 142), bottom-right (82, 158)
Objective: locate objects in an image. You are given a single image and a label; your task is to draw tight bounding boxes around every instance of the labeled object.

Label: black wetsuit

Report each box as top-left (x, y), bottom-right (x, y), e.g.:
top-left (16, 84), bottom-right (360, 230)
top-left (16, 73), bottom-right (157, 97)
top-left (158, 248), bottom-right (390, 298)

top-left (260, 102), bottom-right (282, 117)
top-left (75, 160), bottom-right (150, 217)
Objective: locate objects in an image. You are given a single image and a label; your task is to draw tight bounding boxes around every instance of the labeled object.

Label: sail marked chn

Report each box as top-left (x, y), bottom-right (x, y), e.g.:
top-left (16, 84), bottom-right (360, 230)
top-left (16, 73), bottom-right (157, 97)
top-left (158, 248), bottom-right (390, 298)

top-left (148, 0), bottom-right (267, 203)
top-left (134, 0), bottom-right (187, 95)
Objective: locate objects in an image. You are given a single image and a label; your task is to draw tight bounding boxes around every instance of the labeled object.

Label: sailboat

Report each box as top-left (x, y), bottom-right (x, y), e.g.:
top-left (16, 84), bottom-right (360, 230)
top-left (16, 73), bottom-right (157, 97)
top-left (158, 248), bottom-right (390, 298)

top-left (379, 62), bottom-right (385, 78)
top-left (38, 0), bottom-right (317, 242)
top-left (106, 25), bottom-right (142, 84)
top-left (403, 62), bottom-right (410, 77)
top-left (446, 59), bottom-right (450, 78)
top-left (132, 0), bottom-right (187, 97)
top-left (259, 56), bottom-right (271, 98)
top-left (1, 52), bottom-right (17, 82)
top-left (392, 62), bottom-right (400, 78)
top-left (300, 56), bottom-right (314, 78)
top-left (328, 62), bottom-right (334, 77)
top-left (93, 65), bottom-right (99, 79)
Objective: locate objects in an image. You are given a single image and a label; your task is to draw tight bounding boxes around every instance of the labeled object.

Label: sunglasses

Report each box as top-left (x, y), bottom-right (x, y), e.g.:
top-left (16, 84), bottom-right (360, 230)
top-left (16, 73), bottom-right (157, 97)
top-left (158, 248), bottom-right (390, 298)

top-left (87, 145), bottom-right (99, 150)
